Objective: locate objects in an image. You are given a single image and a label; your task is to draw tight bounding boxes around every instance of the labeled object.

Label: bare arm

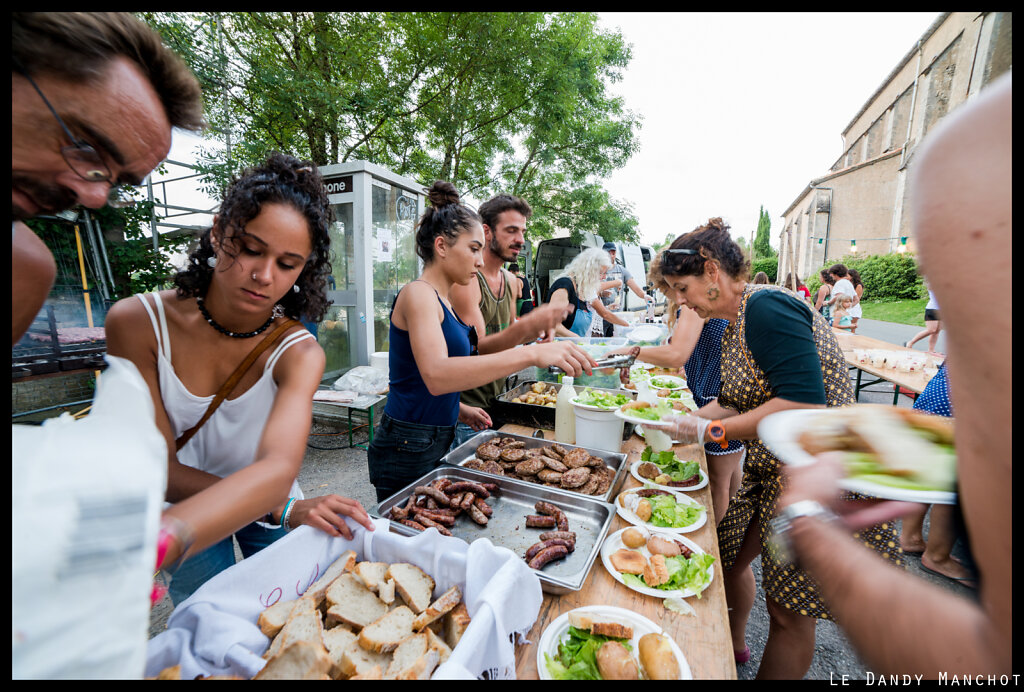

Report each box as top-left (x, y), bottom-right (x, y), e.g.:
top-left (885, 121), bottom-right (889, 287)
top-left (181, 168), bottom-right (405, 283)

top-left (450, 271), bottom-right (567, 352)
top-left (626, 277), bottom-right (647, 300)
top-left (590, 298), bottom-right (629, 326)
top-left (12, 221), bottom-right (56, 345)
top-left (617, 305), bottom-right (703, 368)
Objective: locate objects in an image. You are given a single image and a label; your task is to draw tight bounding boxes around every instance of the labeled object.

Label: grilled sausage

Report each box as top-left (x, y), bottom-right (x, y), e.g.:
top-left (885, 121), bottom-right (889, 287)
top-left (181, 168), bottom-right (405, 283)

top-left (534, 501), bottom-right (563, 517)
top-left (525, 514), bottom-right (557, 528)
top-left (637, 488), bottom-right (672, 497)
top-left (414, 486), bottom-right (451, 507)
top-left (528, 545), bottom-right (569, 569)
top-left (446, 481), bottom-right (491, 499)
top-left (668, 475), bottom-right (701, 487)
top-left (524, 538), bottom-right (576, 561)
top-left (481, 482), bottom-right (499, 494)
top-left (415, 515), bottom-right (453, 536)
top-left (459, 492), bottom-right (477, 511)
top-left (556, 513), bottom-right (570, 532)
top-left (467, 503), bottom-right (489, 525)
top-left (399, 519), bottom-right (426, 532)
top-left (472, 497), bottom-right (493, 517)
top-left (539, 530), bottom-right (577, 542)
top-left (674, 540), bottom-right (693, 559)
top-left (411, 508), bottom-right (456, 526)
top-left (432, 478), bottom-right (453, 492)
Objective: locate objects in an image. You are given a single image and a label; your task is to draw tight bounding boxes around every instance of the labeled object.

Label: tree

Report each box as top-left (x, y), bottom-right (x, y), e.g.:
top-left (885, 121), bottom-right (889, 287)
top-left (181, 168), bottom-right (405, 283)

top-left (753, 205), bottom-right (776, 259)
top-left (139, 12), bottom-right (642, 243)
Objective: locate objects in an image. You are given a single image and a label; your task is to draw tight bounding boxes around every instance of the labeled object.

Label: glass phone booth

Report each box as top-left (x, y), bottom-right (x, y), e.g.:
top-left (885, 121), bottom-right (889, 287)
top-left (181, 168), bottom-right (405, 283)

top-left (316, 161), bottom-right (425, 379)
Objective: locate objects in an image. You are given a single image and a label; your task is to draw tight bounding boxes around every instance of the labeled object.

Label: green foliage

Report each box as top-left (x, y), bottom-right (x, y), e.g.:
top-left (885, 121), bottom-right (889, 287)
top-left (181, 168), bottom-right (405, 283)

top-left (139, 12), bottom-right (642, 243)
top-left (753, 205), bottom-right (776, 259)
top-left (804, 253), bottom-right (924, 302)
top-left (751, 256), bottom-right (778, 283)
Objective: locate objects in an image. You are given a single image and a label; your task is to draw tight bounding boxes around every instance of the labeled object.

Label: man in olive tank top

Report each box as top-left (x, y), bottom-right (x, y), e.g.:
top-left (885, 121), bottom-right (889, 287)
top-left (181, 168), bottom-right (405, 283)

top-left (449, 194), bottom-right (572, 448)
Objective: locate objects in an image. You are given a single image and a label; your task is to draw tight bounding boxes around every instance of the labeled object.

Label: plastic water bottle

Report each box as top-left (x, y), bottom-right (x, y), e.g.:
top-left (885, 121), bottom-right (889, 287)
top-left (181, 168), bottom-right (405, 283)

top-left (555, 376), bottom-right (576, 444)
top-left (646, 294), bottom-right (655, 323)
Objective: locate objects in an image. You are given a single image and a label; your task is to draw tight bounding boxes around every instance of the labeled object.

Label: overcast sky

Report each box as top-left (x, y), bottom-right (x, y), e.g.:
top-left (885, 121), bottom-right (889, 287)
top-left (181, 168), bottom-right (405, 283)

top-left (159, 12), bottom-right (942, 255)
top-left (597, 11), bottom-right (941, 250)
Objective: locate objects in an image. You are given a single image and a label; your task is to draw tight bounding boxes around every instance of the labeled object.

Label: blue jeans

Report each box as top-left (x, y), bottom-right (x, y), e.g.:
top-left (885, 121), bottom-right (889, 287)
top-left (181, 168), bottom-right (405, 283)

top-left (449, 421), bottom-right (489, 453)
top-left (367, 413), bottom-right (455, 504)
top-left (167, 521), bottom-right (289, 606)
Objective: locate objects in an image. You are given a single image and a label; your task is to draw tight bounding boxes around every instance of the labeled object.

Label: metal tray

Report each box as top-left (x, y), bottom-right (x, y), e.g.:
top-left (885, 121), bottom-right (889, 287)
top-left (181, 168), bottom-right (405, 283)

top-left (371, 466), bottom-right (616, 594)
top-left (492, 381), bottom-right (636, 436)
top-left (439, 430), bottom-right (629, 504)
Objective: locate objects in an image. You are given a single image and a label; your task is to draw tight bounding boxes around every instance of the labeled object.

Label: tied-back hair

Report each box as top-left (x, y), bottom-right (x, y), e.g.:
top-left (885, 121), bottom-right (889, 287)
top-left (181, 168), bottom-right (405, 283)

top-left (415, 181), bottom-right (482, 263)
top-left (175, 152), bottom-right (334, 322)
top-left (557, 247), bottom-right (612, 303)
top-left (662, 217), bottom-right (751, 282)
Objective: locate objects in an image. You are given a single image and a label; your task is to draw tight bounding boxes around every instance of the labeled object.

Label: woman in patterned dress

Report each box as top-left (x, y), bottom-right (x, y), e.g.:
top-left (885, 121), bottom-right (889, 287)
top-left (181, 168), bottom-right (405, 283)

top-left (656, 218), bottom-right (903, 679)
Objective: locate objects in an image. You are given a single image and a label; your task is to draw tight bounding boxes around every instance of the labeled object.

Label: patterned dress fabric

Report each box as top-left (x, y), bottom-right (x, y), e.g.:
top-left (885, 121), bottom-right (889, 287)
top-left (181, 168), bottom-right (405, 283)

top-left (716, 284), bottom-right (905, 620)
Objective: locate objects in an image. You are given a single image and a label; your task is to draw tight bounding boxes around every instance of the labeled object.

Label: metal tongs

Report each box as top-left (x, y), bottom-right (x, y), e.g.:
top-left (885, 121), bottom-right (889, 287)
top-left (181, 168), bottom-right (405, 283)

top-left (548, 351), bottom-right (637, 374)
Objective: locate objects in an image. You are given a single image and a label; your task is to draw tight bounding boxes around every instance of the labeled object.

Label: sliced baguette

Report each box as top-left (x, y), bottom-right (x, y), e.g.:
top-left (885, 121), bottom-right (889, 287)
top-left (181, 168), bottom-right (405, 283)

top-left (350, 664), bottom-right (384, 680)
top-left (303, 549), bottom-right (357, 607)
top-left (384, 632), bottom-right (440, 680)
top-left (424, 626), bottom-right (453, 665)
top-left (337, 639), bottom-right (392, 678)
top-left (412, 584), bottom-right (462, 631)
top-left (591, 621), bottom-right (634, 640)
top-left (378, 577), bottom-right (396, 605)
top-left (386, 563), bottom-right (435, 614)
top-left (443, 601), bottom-right (471, 650)
top-left (254, 640), bottom-right (332, 680)
top-left (263, 599), bottom-right (323, 660)
top-left (323, 626), bottom-right (358, 679)
top-left (258, 598), bottom-right (299, 638)
top-left (325, 573), bottom-right (389, 630)
top-left (353, 561), bottom-right (389, 593)
top-left (358, 605), bottom-right (416, 654)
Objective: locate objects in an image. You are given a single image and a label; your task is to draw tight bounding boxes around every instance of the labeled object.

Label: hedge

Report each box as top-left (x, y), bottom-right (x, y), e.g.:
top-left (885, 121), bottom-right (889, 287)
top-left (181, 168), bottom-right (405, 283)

top-left (751, 257), bottom-right (778, 283)
top-left (804, 253), bottom-right (925, 301)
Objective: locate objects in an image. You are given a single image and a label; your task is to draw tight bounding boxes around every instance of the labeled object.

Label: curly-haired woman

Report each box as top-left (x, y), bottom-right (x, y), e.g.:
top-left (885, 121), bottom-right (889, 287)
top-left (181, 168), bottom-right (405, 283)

top-left (105, 153), bottom-right (374, 604)
top-left (545, 247), bottom-right (630, 337)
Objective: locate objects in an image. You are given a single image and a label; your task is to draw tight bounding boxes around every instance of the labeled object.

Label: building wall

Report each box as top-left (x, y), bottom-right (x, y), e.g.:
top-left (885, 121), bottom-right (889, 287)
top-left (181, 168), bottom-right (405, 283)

top-left (780, 11), bottom-right (1011, 282)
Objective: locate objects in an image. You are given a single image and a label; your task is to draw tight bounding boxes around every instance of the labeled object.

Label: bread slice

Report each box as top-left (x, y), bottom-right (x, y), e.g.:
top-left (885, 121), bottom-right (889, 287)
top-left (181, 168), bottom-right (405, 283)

top-left (258, 598), bottom-right (299, 638)
top-left (424, 626), bottom-right (453, 665)
top-left (412, 584), bottom-right (462, 631)
top-left (254, 640), bottom-right (332, 680)
top-left (353, 561), bottom-right (389, 593)
top-left (384, 632), bottom-right (440, 680)
top-left (303, 550), bottom-right (357, 607)
top-left (591, 621), bottom-right (634, 640)
top-left (378, 577), bottom-right (396, 605)
top-left (325, 573), bottom-right (389, 630)
top-left (337, 639), bottom-right (393, 678)
top-left (386, 563), bottom-right (435, 614)
top-left (350, 664), bottom-right (384, 680)
top-left (263, 599), bottom-right (323, 660)
top-left (567, 610), bottom-right (595, 631)
top-left (323, 626), bottom-right (358, 679)
top-left (358, 605), bottom-right (416, 654)
top-left (443, 601), bottom-right (471, 650)
top-left (642, 554), bottom-right (670, 588)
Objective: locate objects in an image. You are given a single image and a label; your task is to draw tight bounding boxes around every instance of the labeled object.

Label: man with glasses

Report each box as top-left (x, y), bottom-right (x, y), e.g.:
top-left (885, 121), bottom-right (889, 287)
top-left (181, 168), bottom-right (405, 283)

top-left (12, 13), bottom-right (204, 679)
top-left (12, 12), bottom-right (204, 344)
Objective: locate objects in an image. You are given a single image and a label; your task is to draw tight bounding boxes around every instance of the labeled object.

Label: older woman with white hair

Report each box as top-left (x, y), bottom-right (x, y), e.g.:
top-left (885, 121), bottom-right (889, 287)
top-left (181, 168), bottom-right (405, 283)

top-left (545, 247), bottom-right (631, 337)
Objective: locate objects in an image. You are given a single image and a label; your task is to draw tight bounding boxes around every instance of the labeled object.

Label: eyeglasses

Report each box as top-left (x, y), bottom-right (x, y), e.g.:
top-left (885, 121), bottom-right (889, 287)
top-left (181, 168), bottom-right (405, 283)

top-left (663, 248), bottom-right (699, 256)
top-left (16, 65), bottom-right (123, 203)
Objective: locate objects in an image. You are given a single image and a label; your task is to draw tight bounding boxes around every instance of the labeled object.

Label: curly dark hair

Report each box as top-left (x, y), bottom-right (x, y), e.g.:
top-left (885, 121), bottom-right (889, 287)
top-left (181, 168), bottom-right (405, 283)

top-left (660, 217), bottom-right (751, 281)
top-left (174, 152), bottom-right (334, 322)
top-left (478, 194), bottom-right (532, 231)
top-left (415, 181), bottom-right (482, 263)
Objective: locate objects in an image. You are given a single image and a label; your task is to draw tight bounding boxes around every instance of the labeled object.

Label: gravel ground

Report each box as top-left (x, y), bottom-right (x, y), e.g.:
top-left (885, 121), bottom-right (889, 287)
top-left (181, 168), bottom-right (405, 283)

top-left (148, 320), bottom-right (976, 679)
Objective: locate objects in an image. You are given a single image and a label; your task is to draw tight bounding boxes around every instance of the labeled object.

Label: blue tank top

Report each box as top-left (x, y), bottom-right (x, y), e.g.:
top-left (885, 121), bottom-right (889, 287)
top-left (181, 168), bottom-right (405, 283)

top-left (384, 285), bottom-right (472, 427)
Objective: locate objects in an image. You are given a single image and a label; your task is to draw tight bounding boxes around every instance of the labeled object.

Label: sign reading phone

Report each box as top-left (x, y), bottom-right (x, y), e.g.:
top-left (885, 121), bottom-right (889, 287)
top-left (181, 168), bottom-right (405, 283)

top-left (323, 175), bottom-right (354, 195)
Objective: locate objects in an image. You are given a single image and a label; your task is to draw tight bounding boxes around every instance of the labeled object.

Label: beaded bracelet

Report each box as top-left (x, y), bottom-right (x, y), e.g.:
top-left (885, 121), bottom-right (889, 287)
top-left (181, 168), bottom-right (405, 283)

top-left (281, 497), bottom-right (297, 531)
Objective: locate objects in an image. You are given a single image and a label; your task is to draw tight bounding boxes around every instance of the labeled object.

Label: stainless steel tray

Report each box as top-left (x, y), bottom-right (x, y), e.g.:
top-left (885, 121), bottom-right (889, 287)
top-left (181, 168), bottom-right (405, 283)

top-left (371, 466), bottom-right (616, 594)
top-left (494, 381), bottom-right (636, 433)
top-left (439, 430), bottom-right (629, 504)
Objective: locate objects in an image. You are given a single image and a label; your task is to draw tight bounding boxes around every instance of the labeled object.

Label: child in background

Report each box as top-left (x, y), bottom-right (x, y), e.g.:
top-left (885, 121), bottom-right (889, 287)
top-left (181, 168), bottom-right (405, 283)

top-left (832, 295), bottom-right (855, 331)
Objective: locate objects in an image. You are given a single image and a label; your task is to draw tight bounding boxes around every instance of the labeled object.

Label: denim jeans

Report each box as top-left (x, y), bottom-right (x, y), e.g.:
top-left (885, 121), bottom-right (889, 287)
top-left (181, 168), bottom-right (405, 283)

top-left (449, 421), bottom-right (489, 453)
top-left (367, 413), bottom-right (456, 504)
top-left (166, 520), bottom-right (289, 606)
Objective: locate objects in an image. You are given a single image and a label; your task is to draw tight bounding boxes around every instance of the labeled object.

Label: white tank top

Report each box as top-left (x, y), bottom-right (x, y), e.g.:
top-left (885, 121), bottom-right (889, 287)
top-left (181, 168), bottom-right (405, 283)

top-left (137, 293), bottom-right (314, 500)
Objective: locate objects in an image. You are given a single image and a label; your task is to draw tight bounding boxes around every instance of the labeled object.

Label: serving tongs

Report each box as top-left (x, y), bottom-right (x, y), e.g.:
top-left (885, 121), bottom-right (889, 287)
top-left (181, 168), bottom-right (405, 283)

top-left (548, 352), bottom-right (637, 374)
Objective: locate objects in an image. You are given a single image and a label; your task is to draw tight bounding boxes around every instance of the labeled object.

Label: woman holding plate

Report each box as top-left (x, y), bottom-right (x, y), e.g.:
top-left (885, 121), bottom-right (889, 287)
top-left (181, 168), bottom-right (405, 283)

top-left (651, 217), bottom-right (902, 679)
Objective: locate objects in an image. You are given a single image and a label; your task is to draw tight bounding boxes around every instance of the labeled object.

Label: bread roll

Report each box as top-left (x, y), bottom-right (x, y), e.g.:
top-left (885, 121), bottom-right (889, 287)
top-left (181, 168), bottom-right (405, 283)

top-left (638, 633), bottom-right (679, 680)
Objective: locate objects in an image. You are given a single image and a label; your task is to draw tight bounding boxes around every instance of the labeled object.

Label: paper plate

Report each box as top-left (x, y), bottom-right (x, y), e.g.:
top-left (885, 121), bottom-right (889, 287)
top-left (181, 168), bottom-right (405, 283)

top-left (615, 487), bottom-right (707, 533)
top-left (629, 460), bottom-right (708, 492)
top-left (600, 529), bottom-right (714, 600)
top-left (646, 375), bottom-right (687, 390)
top-left (537, 605), bottom-right (692, 680)
top-left (758, 409), bottom-right (957, 505)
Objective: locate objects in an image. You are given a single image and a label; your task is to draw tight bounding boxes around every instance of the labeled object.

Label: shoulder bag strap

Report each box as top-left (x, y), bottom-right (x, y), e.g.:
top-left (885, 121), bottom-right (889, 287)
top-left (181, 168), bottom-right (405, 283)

top-left (175, 319), bottom-right (301, 452)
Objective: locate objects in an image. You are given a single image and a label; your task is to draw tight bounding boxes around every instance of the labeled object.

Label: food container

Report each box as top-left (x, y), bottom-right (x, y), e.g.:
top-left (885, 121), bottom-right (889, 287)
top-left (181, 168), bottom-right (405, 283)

top-left (626, 324), bottom-right (668, 346)
top-left (440, 430), bottom-right (629, 504)
top-left (493, 381), bottom-right (636, 435)
top-left (371, 466), bottom-right (617, 594)
top-left (533, 337), bottom-right (629, 389)
top-left (572, 400), bottom-right (625, 454)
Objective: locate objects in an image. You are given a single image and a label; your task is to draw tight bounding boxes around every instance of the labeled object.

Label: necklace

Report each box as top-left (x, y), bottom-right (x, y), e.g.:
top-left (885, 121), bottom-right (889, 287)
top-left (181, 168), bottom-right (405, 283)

top-left (196, 296), bottom-right (275, 338)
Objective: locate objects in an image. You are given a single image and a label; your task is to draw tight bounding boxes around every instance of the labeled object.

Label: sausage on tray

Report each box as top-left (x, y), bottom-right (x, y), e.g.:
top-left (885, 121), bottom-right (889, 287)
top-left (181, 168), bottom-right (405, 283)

top-left (399, 519), bottom-right (427, 532)
top-left (467, 504), bottom-right (489, 526)
top-left (472, 497), bottom-right (493, 517)
top-left (528, 544), bottom-right (569, 569)
top-left (414, 486), bottom-right (451, 507)
top-left (411, 508), bottom-right (456, 526)
top-left (459, 492), bottom-right (477, 511)
top-left (539, 530), bottom-right (577, 542)
top-left (525, 514), bottom-right (557, 528)
top-left (415, 515), bottom-right (453, 536)
top-left (446, 481), bottom-right (491, 499)
top-left (524, 538), bottom-right (575, 561)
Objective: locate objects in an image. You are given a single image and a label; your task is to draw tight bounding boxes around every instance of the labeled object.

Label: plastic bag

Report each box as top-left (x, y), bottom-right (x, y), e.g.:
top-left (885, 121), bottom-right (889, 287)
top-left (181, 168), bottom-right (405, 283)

top-left (331, 365), bottom-right (389, 395)
top-left (12, 356), bottom-right (168, 679)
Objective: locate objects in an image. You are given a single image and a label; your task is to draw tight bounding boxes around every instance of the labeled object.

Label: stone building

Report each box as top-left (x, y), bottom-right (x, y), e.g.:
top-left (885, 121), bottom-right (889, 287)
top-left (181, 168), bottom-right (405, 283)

top-left (778, 11), bottom-right (1011, 282)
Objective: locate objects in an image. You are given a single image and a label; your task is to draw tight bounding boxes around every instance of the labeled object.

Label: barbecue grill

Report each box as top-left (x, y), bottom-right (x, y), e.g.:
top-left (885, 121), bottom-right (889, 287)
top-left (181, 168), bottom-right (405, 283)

top-left (13, 304), bottom-right (107, 380)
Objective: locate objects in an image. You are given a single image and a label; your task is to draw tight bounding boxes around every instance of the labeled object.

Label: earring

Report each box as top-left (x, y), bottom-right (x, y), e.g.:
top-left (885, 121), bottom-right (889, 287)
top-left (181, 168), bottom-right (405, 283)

top-left (707, 285), bottom-right (720, 300)
top-left (207, 256), bottom-right (217, 268)
top-left (272, 304), bottom-right (285, 319)
top-left (293, 284), bottom-right (300, 293)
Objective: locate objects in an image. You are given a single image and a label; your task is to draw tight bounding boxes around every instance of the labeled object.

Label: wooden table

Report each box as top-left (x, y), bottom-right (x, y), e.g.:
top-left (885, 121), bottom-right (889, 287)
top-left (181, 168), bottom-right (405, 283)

top-left (504, 423), bottom-right (737, 680)
top-left (832, 331), bottom-right (942, 404)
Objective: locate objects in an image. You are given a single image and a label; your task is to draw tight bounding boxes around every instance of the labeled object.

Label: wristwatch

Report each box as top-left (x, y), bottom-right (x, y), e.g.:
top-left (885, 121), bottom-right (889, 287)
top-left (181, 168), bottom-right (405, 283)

top-left (768, 500), bottom-right (841, 566)
top-left (707, 420), bottom-right (728, 449)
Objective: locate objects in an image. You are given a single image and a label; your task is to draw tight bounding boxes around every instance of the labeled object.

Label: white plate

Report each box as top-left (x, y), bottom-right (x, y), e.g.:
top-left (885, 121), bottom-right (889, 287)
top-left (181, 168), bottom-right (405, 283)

top-left (646, 375), bottom-right (687, 390)
top-left (758, 409), bottom-right (957, 505)
top-left (537, 605), bottom-right (692, 680)
top-left (570, 394), bottom-right (632, 412)
top-left (633, 425), bottom-right (681, 445)
top-left (600, 529), bottom-right (715, 600)
top-left (629, 459), bottom-right (708, 492)
top-left (613, 406), bottom-right (677, 427)
top-left (615, 487), bottom-right (707, 533)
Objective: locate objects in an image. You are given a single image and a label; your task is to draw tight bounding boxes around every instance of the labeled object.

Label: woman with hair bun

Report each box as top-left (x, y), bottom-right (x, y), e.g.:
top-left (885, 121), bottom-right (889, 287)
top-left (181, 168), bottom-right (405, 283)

top-left (653, 217), bottom-right (902, 678)
top-left (105, 152), bottom-right (375, 604)
top-left (366, 181), bottom-right (596, 502)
